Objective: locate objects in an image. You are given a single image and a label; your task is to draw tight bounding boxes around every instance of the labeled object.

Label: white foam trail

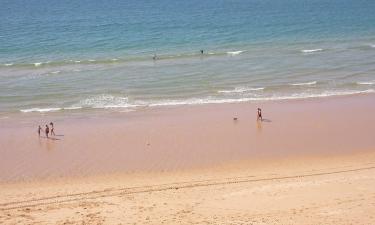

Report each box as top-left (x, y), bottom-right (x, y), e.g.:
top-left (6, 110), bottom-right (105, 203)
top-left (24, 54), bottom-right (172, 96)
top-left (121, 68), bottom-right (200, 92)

top-left (301, 49), bottom-right (323, 53)
top-left (290, 81), bottom-right (317, 86)
top-left (50, 71), bottom-right (61, 74)
top-left (218, 87), bottom-right (264, 93)
top-left (357, 81), bottom-right (374, 85)
top-left (20, 107), bottom-right (61, 113)
top-left (4, 63), bottom-right (13, 66)
top-left (19, 90), bottom-right (375, 113)
top-left (74, 60), bottom-right (81, 63)
top-left (72, 94), bottom-right (139, 109)
top-left (63, 106), bottom-right (82, 110)
top-left (34, 62), bottom-right (42, 67)
top-left (88, 59), bottom-right (96, 62)
top-left (111, 58), bottom-right (118, 61)
top-left (149, 89), bottom-right (375, 106)
top-left (227, 51), bottom-right (244, 56)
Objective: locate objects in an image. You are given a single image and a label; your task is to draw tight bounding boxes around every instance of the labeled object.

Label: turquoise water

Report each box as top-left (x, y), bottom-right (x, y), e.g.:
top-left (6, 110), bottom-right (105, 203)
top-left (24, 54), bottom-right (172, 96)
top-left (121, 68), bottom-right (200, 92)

top-left (0, 0), bottom-right (375, 115)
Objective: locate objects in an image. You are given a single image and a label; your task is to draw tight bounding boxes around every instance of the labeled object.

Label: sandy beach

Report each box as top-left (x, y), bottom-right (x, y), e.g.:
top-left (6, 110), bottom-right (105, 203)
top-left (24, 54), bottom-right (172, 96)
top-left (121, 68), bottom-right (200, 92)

top-left (1, 94), bottom-right (375, 224)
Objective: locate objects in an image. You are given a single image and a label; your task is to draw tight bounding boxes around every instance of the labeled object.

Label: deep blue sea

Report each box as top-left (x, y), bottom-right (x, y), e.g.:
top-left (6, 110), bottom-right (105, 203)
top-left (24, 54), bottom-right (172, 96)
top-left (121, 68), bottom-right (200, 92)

top-left (0, 0), bottom-right (375, 116)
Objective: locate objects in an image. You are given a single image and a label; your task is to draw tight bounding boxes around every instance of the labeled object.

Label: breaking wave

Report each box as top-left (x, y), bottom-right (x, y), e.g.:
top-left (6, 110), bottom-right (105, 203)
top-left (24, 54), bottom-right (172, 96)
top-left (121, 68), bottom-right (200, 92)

top-left (357, 81), bottom-right (374, 85)
top-left (218, 87), bottom-right (264, 93)
top-left (227, 51), bottom-right (244, 56)
top-left (290, 81), bottom-right (317, 86)
top-left (19, 89), bottom-right (375, 113)
top-left (301, 49), bottom-right (323, 53)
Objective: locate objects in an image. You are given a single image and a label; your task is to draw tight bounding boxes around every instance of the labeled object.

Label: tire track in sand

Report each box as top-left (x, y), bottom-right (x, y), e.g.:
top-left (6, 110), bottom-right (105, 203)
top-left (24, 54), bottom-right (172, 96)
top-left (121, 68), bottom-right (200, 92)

top-left (1, 165), bottom-right (375, 211)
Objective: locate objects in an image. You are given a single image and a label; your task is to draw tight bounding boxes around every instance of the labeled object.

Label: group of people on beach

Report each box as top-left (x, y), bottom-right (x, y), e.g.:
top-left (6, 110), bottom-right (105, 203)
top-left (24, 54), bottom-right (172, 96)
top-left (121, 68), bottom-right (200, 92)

top-left (38, 122), bottom-right (55, 138)
top-left (36, 108), bottom-right (261, 139)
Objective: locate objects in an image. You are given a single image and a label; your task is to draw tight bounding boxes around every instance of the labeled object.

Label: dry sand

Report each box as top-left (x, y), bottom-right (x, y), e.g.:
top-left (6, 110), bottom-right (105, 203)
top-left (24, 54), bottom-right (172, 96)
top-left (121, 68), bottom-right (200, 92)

top-left (0, 94), bottom-right (375, 224)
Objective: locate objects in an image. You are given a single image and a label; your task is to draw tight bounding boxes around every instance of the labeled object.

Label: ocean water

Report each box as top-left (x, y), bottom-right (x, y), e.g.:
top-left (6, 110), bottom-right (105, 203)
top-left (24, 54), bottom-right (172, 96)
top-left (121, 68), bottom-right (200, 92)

top-left (0, 0), bottom-right (375, 116)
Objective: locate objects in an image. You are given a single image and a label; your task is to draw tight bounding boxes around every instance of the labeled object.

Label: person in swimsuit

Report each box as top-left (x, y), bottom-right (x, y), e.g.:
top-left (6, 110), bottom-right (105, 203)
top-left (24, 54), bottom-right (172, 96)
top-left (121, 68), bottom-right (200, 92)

top-left (257, 108), bottom-right (262, 121)
top-left (45, 125), bottom-right (50, 138)
top-left (50, 122), bottom-right (55, 136)
top-left (38, 125), bottom-right (42, 137)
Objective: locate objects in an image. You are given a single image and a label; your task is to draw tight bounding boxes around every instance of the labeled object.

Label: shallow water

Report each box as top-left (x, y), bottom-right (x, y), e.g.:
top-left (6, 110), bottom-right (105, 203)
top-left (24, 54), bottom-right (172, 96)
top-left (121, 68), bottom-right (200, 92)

top-left (0, 0), bottom-right (375, 116)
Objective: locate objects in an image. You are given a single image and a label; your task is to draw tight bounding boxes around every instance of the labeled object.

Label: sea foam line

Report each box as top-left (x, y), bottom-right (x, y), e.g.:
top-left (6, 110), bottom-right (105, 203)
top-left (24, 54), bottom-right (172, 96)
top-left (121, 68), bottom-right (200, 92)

top-left (21, 107), bottom-right (62, 113)
top-left (218, 87), bottom-right (264, 93)
top-left (357, 81), bottom-right (374, 85)
top-left (290, 81), bottom-right (317, 86)
top-left (227, 51), bottom-right (244, 56)
top-left (19, 89), bottom-right (375, 113)
top-left (301, 49), bottom-right (323, 53)
top-left (148, 89), bottom-right (375, 106)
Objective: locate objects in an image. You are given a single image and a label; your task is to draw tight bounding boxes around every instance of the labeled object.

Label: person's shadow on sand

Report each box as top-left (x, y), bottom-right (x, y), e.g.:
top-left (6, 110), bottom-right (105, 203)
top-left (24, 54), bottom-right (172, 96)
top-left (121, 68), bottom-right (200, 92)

top-left (40, 136), bottom-right (61, 141)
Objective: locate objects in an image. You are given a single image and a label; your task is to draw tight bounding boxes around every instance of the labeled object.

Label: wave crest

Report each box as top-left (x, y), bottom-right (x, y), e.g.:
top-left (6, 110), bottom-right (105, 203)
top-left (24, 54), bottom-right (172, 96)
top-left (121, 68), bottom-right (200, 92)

top-left (227, 51), bottom-right (244, 56)
top-left (290, 81), bottom-right (317, 86)
top-left (218, 87), bottom-right (264, 93)
top-left (301, 49), bottom-right (323, 53)
top-left (72, 94), bottom-right (138, 109)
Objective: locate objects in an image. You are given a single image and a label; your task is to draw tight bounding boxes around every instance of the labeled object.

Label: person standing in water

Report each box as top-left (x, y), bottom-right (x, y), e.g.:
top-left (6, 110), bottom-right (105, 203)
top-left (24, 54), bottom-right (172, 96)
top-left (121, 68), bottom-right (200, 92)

top-left (45, 125), bottom-right (50, 138)
top-left (38, 125), bottom-right (42, 137)
top-left (257, 108), bottom-right (263, 121)
top-left (200, 49), bottom-right (204, 54)
top-left (50, 122), bottom-right (55, 136)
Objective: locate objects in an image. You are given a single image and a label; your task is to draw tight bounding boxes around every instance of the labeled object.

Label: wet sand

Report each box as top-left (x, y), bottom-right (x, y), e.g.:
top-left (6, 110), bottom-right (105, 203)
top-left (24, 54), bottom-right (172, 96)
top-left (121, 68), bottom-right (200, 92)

top-left (0, 94), bottom-right (375, 224)
top-left (0, 93), bottom-right (374, 181)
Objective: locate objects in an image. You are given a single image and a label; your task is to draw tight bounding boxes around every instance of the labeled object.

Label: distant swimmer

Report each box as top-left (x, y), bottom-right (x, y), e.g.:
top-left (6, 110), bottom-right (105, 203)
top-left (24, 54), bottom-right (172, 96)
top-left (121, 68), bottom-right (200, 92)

top-left (38, 125), bottom-right (42, 137)
top-left (257, 108), bottom-right (263, 121)
top-left (45, 125), bottom-right (50, 138)
top-left (50, 122), bottom-right (55, 136)
top-left (200, 50), bottom-right (204, 54)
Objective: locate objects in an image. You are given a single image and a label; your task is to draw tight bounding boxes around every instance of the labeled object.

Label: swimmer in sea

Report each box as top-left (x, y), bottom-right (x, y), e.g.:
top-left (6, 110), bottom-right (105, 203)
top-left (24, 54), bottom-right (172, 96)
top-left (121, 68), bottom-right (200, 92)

top-left (200, 49), bottom-right (204, 54)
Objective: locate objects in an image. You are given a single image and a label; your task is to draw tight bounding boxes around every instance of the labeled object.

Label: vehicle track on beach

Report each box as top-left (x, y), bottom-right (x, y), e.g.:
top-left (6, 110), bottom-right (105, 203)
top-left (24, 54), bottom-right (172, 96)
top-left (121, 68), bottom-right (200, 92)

top-left (1, 165), bottom-right (375, 211)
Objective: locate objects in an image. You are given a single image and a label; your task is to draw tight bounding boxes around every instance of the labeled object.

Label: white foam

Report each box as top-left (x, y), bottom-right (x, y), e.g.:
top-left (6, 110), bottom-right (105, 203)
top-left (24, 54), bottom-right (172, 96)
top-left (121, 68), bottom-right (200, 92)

top-left (20, 107), bottom-right (62, 113)
top-left (72, 94), bottom-right (139, 109)
top-left (357, 81), bottom-right (374, 85)
top-left (301, 49), bottom-right (323, 53)
top-left (74, 60), bottom-right (81, 63)
top-left (370, 44), bottom-right (375, 48)
top-left (218, 87), bottom-right (264, 93)
top-left (63, 106), bottom-right (83, 110)
top-left (111, 58), bottom-right (119, 61)
top-left (19, 90), bottom-right (375, 113)
top-left (149, 89), bottom-right (375, 107)
top-left (88, 59), bottom-right (96, 62)
top-left (34, 62), bottom-right (42, 67)
top-left (4, 63), bottom-right (13, 66)
top-left (50, 71), bottom-right (61, 74)
top-left (227, 51), bottom-right (244, 56)
top-left (290, 81), bottom-right (317, 86)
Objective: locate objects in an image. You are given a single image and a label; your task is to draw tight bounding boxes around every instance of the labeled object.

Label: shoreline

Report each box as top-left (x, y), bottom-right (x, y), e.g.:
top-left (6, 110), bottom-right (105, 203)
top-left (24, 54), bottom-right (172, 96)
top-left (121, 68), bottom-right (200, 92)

top-left (1, 91), bottom-right (375, 126)
top-left (1, 93), bottom-right (374, 182)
